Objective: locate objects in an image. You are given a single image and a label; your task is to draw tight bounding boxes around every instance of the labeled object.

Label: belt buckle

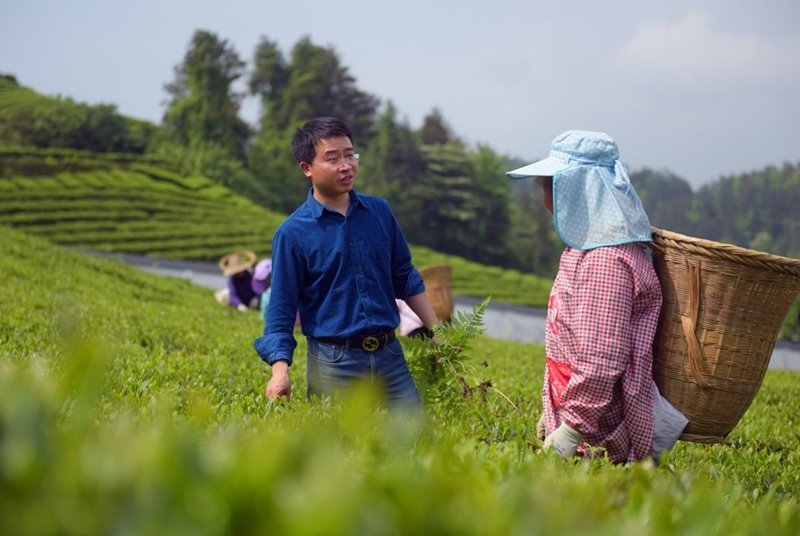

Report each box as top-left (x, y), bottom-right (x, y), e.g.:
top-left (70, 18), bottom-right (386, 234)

top-left (361, 335), bottom-right (380, 352)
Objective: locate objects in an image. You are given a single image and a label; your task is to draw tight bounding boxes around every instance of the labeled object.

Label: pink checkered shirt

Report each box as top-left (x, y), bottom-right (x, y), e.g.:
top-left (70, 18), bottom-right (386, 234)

top-left (542, 243), bottom-right (662, 463)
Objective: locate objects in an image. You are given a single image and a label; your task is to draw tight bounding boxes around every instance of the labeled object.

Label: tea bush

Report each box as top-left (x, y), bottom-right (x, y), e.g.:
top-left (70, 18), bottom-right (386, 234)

top-left (1, 226), bottom-right (798, 534)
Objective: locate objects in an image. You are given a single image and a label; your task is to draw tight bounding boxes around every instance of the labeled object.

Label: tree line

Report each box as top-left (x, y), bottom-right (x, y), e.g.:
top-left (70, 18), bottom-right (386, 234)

top-left (1, 30), bottom-right (798, 277)
top-left (631, 165), bottom-right (800, 258)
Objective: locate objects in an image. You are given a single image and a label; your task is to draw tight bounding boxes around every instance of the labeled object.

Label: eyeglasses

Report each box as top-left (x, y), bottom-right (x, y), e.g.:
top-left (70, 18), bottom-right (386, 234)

top-left (317, 154), bottom-right (360, 167)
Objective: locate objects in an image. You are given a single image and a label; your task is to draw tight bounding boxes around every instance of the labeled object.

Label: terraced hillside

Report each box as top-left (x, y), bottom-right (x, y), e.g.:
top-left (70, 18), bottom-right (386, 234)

top-left (0, 147), bottom-right (284, 260)
top-left (0, 147), bottom-right (552, 305)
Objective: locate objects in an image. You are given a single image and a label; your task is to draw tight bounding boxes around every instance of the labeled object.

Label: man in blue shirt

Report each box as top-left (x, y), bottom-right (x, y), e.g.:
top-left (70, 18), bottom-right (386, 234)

top-left (254, 117), bottom-right (439, 406)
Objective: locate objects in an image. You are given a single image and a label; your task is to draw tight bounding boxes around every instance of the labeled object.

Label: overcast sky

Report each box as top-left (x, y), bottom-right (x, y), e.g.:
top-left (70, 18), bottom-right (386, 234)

top-left (2, 0), bottom-right (799, 188)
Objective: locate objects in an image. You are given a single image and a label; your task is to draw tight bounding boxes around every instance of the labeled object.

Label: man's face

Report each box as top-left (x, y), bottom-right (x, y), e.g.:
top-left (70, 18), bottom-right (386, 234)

top-left (299, 135), bottom-right (358, 200)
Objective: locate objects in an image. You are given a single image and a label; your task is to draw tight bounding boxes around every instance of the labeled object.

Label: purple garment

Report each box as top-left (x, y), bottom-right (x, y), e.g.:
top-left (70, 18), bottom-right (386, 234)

top-left (251, 259), bottom-right (272, 295)
top-left (227, 270), bottom-right (256, 307)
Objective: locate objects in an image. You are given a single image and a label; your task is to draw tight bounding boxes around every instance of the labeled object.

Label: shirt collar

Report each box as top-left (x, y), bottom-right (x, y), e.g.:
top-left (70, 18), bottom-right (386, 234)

top-left (305, 188), bottom-right (365, 218)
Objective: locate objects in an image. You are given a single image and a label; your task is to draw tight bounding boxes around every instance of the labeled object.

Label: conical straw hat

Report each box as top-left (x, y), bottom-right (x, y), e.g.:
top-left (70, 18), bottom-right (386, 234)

top-left (218, 250), bottom-right (256, 276)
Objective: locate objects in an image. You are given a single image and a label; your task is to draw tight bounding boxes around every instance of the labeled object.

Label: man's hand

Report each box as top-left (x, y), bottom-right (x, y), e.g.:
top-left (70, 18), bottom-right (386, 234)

top-left (265, 361), bottom-right (291, 401)
top-left (543, 423), bottom-right (582, 458)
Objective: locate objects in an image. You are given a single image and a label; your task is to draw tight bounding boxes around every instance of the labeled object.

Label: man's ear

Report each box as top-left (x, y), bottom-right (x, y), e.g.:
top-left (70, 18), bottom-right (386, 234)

top-left (299, 161), bottom-right (313, 178)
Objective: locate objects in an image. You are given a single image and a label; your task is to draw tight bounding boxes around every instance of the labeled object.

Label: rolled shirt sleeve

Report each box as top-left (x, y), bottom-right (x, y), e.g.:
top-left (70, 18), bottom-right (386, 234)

top-left (253, 229), bottom-right (299, 366)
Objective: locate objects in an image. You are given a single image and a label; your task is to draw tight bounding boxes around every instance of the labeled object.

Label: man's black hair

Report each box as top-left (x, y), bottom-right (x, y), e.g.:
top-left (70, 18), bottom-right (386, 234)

top-left (291, 117), bottom-right (353, 164)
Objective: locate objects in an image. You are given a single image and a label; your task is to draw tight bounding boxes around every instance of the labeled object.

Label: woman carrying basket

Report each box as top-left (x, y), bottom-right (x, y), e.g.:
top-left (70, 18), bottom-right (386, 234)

top-left (507, 130), bottom-right (687, 463)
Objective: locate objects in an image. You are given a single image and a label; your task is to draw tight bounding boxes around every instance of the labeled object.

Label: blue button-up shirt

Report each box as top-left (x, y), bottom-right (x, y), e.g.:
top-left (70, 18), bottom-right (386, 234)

top-left (254, 189), bottom-right (426, 366)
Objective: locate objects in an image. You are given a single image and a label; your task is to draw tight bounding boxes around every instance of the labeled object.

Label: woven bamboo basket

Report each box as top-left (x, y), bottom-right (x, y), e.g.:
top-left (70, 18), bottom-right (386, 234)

top-left (419, 264), bottom-right (454, 322)
top-left (650, 228), bottom-right (800, 443)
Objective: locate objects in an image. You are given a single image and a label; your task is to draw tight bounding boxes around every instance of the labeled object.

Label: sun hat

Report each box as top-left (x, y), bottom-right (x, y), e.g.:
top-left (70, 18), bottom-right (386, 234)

top-left (506, 130), bottom-right (620, 179)
top-left (218, 250), bottom-right (256, 277)
top-left (251, 258), bottom-right (273, 295)
top-left (506, 130), bottom-right (652, 250)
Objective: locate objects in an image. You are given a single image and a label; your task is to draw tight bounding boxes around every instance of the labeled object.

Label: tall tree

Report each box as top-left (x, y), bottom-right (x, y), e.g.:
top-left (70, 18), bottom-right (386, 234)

top-left (630, 168), bottom-right (694, 233)
top-left (358, 102), bottom-right (427, 231)
top-left (248, 126), bottom-right (304, 213)
top-left (163, 30), bottom-right (250, 161)
top-left (253, 36), bottom-right (379, 142)
top-left (360, 104), bottom-right (425, 189)
top-left (249, 36), bottom-right (380, 212)
top-left (411, 142), bottom-right (477, 253)
top-left (249, 36), bottom-right (289, 113)
top-left (420, 108), bottom-right (452, 145)
top-left (468, 145), bottom-right (513, 265)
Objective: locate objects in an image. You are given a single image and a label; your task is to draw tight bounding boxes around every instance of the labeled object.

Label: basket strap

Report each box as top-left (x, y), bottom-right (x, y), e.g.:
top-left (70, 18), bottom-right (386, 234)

top-left (680, 260), bottom-right (709, 388)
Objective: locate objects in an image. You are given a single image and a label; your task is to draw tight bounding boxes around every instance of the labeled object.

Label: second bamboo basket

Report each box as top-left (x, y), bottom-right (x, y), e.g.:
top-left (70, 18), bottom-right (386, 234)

top-left (419, 264), bottom-right (454, 322)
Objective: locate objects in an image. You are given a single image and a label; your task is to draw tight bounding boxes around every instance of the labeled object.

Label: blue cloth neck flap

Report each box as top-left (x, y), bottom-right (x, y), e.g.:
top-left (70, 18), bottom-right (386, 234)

top-left (552, 159), bottom-right (652, 250)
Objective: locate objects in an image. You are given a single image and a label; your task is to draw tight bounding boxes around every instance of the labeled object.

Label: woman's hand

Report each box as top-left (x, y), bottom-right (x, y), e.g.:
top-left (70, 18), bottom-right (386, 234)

top-left (543, 423), bottom-right (582, 457)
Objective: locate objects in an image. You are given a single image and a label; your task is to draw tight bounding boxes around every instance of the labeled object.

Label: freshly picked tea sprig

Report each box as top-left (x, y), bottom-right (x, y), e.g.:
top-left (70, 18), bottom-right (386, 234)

top-left (405, 298), bottom-right (519, 413)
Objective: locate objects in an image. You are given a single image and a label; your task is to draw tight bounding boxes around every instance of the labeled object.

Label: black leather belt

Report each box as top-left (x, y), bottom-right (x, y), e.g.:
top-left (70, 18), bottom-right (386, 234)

top-left (314, 330), bottom-right (396, 352)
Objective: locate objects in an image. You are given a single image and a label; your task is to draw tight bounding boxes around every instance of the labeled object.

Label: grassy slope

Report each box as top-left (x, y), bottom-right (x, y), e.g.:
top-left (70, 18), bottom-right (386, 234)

top-left (0, 146), bottom-right (552, 305)
top-left (1, 226), bottom-right (798, 534)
